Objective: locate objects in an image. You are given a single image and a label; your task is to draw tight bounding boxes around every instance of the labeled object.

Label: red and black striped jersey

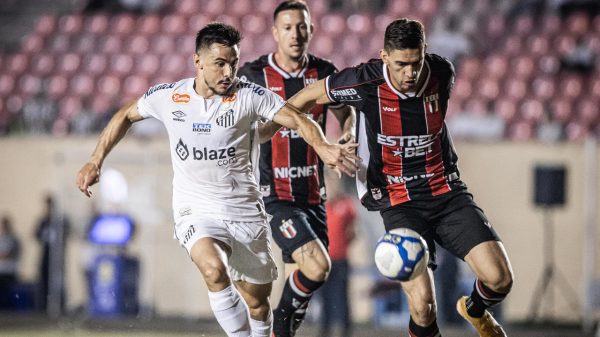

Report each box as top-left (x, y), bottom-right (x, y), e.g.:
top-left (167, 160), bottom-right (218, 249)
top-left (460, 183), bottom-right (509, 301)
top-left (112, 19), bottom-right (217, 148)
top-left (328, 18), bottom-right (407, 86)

top-left (238, 53), bottom-right (340, 205)
top-left (325, 54), bottom-right (466, 211)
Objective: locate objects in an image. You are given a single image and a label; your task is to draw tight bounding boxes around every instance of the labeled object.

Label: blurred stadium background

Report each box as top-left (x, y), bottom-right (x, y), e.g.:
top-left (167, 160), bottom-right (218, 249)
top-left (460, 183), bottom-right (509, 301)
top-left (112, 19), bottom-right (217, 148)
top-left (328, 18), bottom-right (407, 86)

top-left (0, 0), bottom-right (599, 336)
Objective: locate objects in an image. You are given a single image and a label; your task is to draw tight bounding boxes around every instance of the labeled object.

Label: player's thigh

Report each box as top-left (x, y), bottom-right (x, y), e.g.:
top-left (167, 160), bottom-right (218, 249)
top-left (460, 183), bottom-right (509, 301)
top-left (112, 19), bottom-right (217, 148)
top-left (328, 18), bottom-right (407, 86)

top-left (379, 205), bottom-right (438, 269)
top-left (464, 240), bottom-right (513, 287)
top-left (267, 202), bottom-right (325, 264)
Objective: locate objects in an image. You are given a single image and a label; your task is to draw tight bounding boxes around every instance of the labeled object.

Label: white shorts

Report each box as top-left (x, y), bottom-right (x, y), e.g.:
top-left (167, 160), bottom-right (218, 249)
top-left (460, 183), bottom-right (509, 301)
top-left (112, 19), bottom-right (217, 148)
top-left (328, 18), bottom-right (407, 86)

top-left (174, 215), bottom-right (278, 284)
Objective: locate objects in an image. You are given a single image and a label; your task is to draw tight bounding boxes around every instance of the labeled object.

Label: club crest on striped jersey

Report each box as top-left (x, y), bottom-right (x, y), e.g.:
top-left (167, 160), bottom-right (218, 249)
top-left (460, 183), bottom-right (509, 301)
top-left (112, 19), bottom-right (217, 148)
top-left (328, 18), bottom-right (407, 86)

top-left (216, 109), bottom-right (235, 128)
top-left (424, 92), bottom-right (440, 114)
top-left (279, 218), bottom-right (297, 239)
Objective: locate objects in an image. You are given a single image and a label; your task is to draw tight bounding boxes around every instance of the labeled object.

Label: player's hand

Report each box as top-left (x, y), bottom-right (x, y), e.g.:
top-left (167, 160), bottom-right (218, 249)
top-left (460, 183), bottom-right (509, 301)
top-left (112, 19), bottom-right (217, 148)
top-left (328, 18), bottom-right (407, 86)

top-left (338, 132), bottom-right (355, 145)
top-left (317, 141), bottom-right (359, 178)
top-left (76, 162), bottom-right (101, 198)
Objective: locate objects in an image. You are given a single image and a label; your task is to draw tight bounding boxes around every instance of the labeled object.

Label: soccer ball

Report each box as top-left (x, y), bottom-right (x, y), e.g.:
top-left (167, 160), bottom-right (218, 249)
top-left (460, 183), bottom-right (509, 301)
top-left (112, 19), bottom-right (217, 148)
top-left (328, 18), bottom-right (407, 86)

top-left (374, 228), bottom-right (429, 281)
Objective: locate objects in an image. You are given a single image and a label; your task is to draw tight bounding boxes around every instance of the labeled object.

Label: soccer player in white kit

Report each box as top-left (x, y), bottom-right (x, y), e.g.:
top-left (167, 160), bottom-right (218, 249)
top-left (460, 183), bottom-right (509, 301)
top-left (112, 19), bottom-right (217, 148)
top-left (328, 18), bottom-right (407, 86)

top-left (76, 23), bottom-right (358, 337)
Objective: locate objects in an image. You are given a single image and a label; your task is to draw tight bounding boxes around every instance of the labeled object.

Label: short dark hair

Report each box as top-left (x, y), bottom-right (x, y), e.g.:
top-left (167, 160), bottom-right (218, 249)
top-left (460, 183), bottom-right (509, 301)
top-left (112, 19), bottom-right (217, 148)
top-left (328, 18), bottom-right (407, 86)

top-left (195, 22), bottom-right (242, 53)
top-left (384, 18), bottom-right (425, 51)
top-left (273, 0), bottom-right (310, 21)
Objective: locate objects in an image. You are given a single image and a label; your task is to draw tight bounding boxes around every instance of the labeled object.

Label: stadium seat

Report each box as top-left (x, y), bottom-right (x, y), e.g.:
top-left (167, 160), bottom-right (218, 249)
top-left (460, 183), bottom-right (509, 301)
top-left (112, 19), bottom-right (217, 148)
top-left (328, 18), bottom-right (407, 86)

top-left (566, 12), bottom-right (590, 36)
top-left (150, 35), bottom-right (176, 55)
top-left (528, 35), bottom-right (550, 57)
top-left (541, 15), bottom-right (561, 36)
top-left (100, 35), bottom-right (123, 54)
top-left (176, 0), bottom-right (200, 15)
top-left (214, 14), bottom-right (240, 30)
top-left (34, 15), bottom-right (57, 36)
top-left (486, 54), bottom-right (507, 79)
top-left (123, 75), bottom-right (149, 97)
top-left (479, 78), bottom-right (500, 101)
top-left (513, 55), bottom-right (535, 80)
top-left (537, 55), bottom-right (560, 75)
top-left (484, 14), bottom-right (506, 40)
top-left (310, 35), bottom-right (334, 57)
top-left (576, 99), bottom-right (598, 126)
top-left (98, 75), bottom-right (121, 96)
top-left (508, 121), bottom-right (534, 141)
top-left (74, 34), bottom-right (97, 54)
top-left (0, 74), bottom-right (16, 97)
top-left (188, 13), bottom-right (211, 32)
top-left (91, 95), bottom-right (113, 116)
top-left (504, 78), bottom-right (527, 101)
top-left (241, 14), bottom-right (268, 36)
top-left (111, 14), bottom-right (136, 35)
top-left (136, 54), bottom-right (160, 76)
top-left (458, 57), bottom-right (481, 80)
top-left (48, 35), bottom-right (71, 53)
top-left (503, 35), bottom-right (523, 56)
top-left (70, 74), bottom-right (95, 97)
top-left (110, 54), bottom-right (134, 76)
top-left (550, 98), bottom-right (573, 124)
top-left (21, 35), bottom-right (44, 54)
top-left (513, 15), bottom-right (534, 36)
top-left (565, 121), bottom-right (588, 141)
top-left (82, 54), bottom-right (108, 76)
top-left (46, 75), bottom-right (68, 100)
top-left (320, 14), bottom-right (346, 35)
top-left (31, 54), bottom-right (55, 77)
top-left (162, 15), bottom-right (188, 35)
top-left (228, 0), bottom-right (251, 16)
top-left (346, 14), bottom-right (372, 35)
top-left (126, 35), bottom-right (150, 55)
top-left (387, 0), bottom-right (410, 16)
top-left (562, 75), bottom-right (583, 100)
top-left (587, 77), bottom-right (600, 97)
top-left (373, 14), bottom-right (395, 35)
top-left (58, 15), bottom-right (83, 35)
top-left (532, 76), bottom-right (556, 101)
top-left (554, 33), bottom-right (576, 56)
top-left (5, 54), bottom-right (29, 76)
top-left (452, 80), bottom-right (472, 101)
top-left (254, 0), bottom-right (277, 15)
top-left (58, 95), bottom-right (83, 120)
top-left (138, 15), bottom-right (162, 35)
top-left (520, 99), bottom-right (544, 123)
top-left (86, 15), bottom-right (109, 34)
top-left (342, 35), bottom-right (361, 56)
top-left (204, 0), bottom-right (226, 16)
top-left (58, 53), bottom-right (81, 75)
top-left (495, 98), bottom-right (518, 123)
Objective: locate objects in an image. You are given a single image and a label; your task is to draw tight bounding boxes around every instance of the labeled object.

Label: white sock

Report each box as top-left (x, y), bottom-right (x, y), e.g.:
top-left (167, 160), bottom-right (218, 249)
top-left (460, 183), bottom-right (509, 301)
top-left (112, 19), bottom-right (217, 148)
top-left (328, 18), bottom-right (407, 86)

top-left (208, 285), bottom-right (251, 337)
top-left (249, 311), bottom-right (272, 337)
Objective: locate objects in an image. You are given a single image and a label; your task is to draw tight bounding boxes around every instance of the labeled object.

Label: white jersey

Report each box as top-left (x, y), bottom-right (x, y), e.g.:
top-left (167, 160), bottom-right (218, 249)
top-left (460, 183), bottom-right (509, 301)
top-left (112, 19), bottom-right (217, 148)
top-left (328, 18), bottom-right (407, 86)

top-left (137, 78), bottom-right (285, 222)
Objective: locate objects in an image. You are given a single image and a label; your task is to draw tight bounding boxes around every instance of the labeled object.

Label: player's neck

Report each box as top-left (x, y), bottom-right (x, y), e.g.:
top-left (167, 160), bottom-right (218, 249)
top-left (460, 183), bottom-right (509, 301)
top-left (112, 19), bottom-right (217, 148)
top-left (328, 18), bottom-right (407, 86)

top-left (273, 52), bottom-right (307, 74)
top-left (193, 77), bottom-right (218, 99)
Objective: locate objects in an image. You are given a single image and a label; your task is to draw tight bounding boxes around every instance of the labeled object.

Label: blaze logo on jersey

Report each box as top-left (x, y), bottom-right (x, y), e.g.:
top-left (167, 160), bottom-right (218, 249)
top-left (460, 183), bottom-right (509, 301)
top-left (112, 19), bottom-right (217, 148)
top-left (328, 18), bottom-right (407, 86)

top-left (279, 218), bottom-right (297, 239)
top-left (424, 93), bottom-right (440, 114)
top-left (172, 93), bottom-right (190, 103)
top-left (176, 139), bottom-right (189, 160)
top-left (216, 109), bottom-right (235, 128)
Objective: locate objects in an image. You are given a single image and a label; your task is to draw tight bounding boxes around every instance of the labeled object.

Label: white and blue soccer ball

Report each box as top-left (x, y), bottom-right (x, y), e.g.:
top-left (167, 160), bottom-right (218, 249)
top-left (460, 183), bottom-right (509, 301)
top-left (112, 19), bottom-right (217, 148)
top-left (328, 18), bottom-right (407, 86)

top-left (374, 228), bottom-right (429, 281)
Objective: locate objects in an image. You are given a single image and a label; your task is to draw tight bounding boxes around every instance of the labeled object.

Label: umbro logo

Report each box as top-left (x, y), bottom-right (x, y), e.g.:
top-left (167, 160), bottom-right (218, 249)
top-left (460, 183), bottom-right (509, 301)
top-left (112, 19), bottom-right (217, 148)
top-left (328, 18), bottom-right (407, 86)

top-left (172, 110), bottom-right (186, 122)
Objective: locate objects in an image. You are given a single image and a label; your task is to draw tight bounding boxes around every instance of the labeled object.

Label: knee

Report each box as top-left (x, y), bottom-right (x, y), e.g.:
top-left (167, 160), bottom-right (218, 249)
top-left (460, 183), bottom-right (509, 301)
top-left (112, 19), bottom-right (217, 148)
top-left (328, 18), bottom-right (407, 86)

top-left (483, 268), bottom-right (514, 294)
top-left (302, 261), bottom-right (331, 282)
top-left (246, 297), bottom-right (271, 320)
top-left (197, 258), bottom-right (229, 287)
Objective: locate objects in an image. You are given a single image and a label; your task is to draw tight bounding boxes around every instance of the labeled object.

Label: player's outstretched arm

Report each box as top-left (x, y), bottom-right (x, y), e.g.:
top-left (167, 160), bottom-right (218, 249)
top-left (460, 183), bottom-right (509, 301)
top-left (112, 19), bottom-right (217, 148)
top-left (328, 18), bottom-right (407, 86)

top-left (272, 80), bottom-right (358, 177)
top-left (257, 120), bottom-right (283, 143)
top-left (330, 104), bottom-right (356, 144)
top-left (76, 101), bottom-right (143, 197)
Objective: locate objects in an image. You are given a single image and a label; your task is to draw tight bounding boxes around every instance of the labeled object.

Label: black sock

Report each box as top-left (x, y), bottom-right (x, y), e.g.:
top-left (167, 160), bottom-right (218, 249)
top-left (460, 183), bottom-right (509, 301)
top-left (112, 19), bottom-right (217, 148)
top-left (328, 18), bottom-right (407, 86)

top-left (409, 316), bottom-right (441, 337)
top-left (273, 270), bottom-right (324, 335)
top-left (466, 279), bottom-right (508, 318)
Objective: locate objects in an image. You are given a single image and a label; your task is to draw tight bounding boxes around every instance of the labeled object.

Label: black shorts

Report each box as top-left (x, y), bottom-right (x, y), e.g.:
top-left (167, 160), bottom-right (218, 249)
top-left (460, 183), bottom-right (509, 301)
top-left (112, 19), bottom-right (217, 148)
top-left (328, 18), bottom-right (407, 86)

top-left (379, 189), bottom-right (500, 269)
top-left (266, 201), bottom-right (328, 264)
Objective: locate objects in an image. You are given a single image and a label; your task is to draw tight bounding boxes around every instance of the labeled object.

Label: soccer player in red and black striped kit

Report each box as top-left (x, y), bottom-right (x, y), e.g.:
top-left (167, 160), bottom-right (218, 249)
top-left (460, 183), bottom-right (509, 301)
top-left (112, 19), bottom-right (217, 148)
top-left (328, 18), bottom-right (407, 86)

top-left (281, 18), bottom-right (514, 337)
top-left (238, 1), bottom-right (355, 336)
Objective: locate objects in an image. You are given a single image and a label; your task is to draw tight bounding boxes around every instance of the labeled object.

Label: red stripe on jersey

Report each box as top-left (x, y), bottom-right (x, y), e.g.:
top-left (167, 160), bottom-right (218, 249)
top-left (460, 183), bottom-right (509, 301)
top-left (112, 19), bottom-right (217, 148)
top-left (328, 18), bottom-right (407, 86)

top-left (423, 80), bottom-right (451, 196)
top-left (265, 67), bottom-right (293, 201)
top-left (304, 68), bottom-right (322, 205)
top-left (379, 83), bottom-right (410, 204)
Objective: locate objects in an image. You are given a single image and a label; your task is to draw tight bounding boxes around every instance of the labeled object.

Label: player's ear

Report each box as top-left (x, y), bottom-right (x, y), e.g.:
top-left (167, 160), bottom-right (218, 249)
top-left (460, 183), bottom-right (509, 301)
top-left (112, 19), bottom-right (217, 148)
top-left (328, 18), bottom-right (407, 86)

top-left (380, 49), bottom-right (388, 64)
top-left (271, 25), bottom-right (279, 43)
top-left (193, 52), bottom-right (203, 70)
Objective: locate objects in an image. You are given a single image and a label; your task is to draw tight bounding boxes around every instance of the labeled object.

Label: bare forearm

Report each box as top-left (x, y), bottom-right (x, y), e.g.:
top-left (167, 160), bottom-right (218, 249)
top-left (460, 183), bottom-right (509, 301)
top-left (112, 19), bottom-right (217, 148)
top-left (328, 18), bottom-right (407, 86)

top-left (258, 120), bottom-right (283, 143)
top-left (90, 108), bottom-right (134, 167)
top-left (290, 105), bottom-right (329, 149)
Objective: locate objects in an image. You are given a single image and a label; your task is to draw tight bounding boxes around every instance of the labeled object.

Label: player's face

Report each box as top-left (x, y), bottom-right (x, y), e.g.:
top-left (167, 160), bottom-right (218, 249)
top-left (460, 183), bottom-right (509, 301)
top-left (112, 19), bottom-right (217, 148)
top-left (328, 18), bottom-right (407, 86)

top-left (272, 9), bottom-right (313, 60)
top-left (194, 43), bottom-right (240, 95)
top-left (381, 46), bottom-right (426, 92)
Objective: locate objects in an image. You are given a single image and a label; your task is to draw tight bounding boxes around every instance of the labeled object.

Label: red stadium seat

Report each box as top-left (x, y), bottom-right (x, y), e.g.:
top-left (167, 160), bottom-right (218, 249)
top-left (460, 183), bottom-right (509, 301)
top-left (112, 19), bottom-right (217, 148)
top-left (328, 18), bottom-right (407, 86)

top-left (48, 35), bottom-right (71, 53)
top-left (495, 98), bottom-right (518, 123)
top-left (98, 74), bottom-right (121, 96)
top-left (70, 74), bottom-right (95, 97)
top-left (86, 15), bottom-right (109, 34)
top-left (508, 121), bottom-right (534, 141)
top-left (241, 14), bottom-right (267, 36)
top-left (151, 35), bottom-right (176, 54)
top-left (205, 0), bottom-right (226, 16)
top-left (416, 0), bottom-right (438, 18)
top-left (138, 15), bottom-right (161, 35)
top-left (0, 74), bottom-right (15, 96)
top-left (123, 75), bottom-right (150, 97)
top-left (550, 98), bottom-right (573, 124)
top-left (31, 54), bottom-right (55, 77)
top-left (228, 0), bottom-right (251, 16)
top-left (532, 76), bottom-right (555, 101)
top-left (82, 54), bottom-right (108, 76)
top-left (214, 14), bottom-right (240, 29)
top-left (513, 55), bottom-right (535, 80)
top-left (479, 78), bottom-right (500, 101)
top-left (541, 15), bottom-right (561, 36)
top-left (126, 35), bottom-right (150, 54)
top-left (5, 54), bottom-right (29, 76)
top-left (537, 55), bottom-right (560, 75)
top-left (565, 121), bottom-right (589, 141)
top-left (160, 54), bottom-right (187, 78)
top-left (188, 14), bottom-right (211, 32)
top-left (566, 12), bottom-right (590, 36)
top-left (310, 35), bottom-right (334, 58)
top-left (502, 36), bottom-right (523, 56)
top-left (519, 99), bottom-right (544, 123)
top-left (485, 14), bottom-right (506, 40)
top-left (554, 33), bottom-right (576, 56)
top-left (503, 78), bottom-right (527, 101)
top-left (5, 96), bottom-right (24, 115)
top-left (485, 54), bottom-right (508, 80)
top-left (320, 14), bottom-right (346, 35)
top-left (176, 35), bottom-right (196, 56)
top-left (74, 33), bottom-right (97, 54)
top-left (458, 57), bottom-right (481, 80)
top-left (587, 77), bottom-right (600, 98)
top-left (387, 0), bottom-right (410, 16)
top-left (562, 75), bottom-right (583, 100)
top-left (176, 0), bottom-right (200, 15)
top-left (527, 35), bottom-right (549, 57)
top-left (58, 96), bottom-right (83, 120)
top-left (21, 34), bottom-right (44, 54)
top-left (346, 14), bottom-right (372, 35)
top-left (100, 35), bottom-right (123, 54)
top-left (91, 95), bottom-right (113, 115)
top-left (111, 14), bottom-right (136, 35)
top-left (35, 15), bottom-right (57, 36)
top-left (373, 14), bottom-right (395, 35)
top-left (110, 54), bottom-right (134, 76)
top-left (254, 0), bottom-right (277, 15)
top-left (58, 15), bottom-right (83, 35)
top-left (162, 15), bottom-right (188, 35)
top-left (452, 80), bottom-right (472, 101)
top-left (46, 75), bottom-right (68, 100)
top-left (342, 35), bottom-right (361, 56)
top-left (136, 54), bottom-right (160, 76)
top-left (463, 98), bottom-right (488, 117)
top-left (513, 15), bottom-right (534, 36)
top-left (58, 53), bottom-right (81, 75)
top-left (576, 99), bottom-right (598, 126)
